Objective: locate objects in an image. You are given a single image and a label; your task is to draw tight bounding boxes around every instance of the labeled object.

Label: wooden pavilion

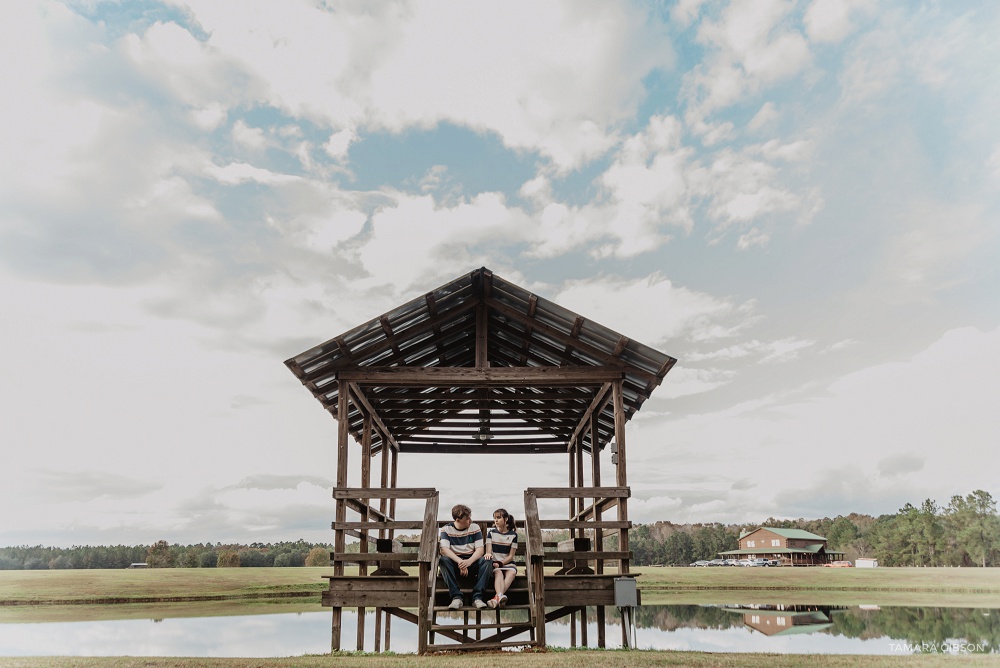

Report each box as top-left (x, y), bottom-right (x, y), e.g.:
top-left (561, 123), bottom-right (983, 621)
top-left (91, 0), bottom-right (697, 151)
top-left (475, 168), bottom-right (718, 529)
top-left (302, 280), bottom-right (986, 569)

top-left (285, 267), bottom-right (676, 653)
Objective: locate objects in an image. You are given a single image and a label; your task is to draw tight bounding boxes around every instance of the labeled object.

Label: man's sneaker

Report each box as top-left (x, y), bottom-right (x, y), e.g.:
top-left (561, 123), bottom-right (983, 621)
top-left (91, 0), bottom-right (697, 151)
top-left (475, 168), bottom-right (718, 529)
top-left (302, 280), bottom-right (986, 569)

top-left (473, 598), bottom-right (487, 609)
top-left (487, 595), bottom-right (500, 609)
top-left (448, 597), bottom-right (463, 610)
top-left (498, 594), bottom-right (508, 609)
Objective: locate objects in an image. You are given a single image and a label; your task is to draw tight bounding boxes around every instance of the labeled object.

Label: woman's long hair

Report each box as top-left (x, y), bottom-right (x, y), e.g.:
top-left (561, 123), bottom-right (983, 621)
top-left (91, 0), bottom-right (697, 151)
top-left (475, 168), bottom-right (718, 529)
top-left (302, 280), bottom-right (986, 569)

top-left (492, 508), bottom-right (515, 532)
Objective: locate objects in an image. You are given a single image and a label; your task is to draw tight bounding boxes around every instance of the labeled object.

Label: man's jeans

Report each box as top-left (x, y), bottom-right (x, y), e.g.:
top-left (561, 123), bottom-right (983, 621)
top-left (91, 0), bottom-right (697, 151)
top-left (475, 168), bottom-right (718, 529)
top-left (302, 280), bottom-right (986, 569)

top-left (439, 556), bottom-right (493, 601)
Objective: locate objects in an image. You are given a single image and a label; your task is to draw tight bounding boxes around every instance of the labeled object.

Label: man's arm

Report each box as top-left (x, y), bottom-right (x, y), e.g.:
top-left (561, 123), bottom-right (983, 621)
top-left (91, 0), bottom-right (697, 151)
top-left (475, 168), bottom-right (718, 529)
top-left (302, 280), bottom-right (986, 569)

top-left (440, 545), bottom-right (462, 564)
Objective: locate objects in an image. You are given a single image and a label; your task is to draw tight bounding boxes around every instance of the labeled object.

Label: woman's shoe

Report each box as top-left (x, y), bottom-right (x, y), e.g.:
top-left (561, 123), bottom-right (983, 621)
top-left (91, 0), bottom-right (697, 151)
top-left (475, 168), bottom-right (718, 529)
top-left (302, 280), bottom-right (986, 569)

top-left (498, 594), bottom-right (507, 608)
top-left (487, 595), bottom-right (499, 609)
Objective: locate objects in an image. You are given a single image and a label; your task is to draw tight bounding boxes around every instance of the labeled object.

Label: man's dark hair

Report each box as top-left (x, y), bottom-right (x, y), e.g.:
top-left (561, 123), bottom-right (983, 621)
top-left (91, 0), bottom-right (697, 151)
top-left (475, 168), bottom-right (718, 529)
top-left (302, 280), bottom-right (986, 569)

top-left (451, 504), bottom-right (472, 520)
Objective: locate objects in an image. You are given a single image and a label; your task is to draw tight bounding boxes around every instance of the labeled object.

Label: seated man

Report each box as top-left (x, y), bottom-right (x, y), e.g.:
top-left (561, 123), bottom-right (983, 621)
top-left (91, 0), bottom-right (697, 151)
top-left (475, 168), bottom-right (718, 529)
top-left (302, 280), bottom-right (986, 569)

top-left (439, 503), bottom-right (492, 609)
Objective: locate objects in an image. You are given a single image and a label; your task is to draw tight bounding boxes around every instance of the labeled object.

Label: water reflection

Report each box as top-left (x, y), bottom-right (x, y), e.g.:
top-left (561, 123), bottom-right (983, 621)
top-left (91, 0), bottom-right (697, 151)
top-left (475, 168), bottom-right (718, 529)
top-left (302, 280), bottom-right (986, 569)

top-left (0, 604), bottom-right (995, 656)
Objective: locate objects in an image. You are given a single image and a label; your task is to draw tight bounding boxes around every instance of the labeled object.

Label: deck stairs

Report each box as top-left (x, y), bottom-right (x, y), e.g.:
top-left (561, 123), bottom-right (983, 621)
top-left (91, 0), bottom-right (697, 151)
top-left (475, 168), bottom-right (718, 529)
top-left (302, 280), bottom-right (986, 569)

top-left (424, 573), bottom-right (537, 652)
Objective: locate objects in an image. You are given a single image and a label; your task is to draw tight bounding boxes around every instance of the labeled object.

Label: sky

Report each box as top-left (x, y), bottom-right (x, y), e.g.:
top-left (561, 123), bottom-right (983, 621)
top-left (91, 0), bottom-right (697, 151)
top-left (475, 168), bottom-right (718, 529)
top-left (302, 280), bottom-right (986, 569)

top-left (2, 0), bottom-right (998, 548)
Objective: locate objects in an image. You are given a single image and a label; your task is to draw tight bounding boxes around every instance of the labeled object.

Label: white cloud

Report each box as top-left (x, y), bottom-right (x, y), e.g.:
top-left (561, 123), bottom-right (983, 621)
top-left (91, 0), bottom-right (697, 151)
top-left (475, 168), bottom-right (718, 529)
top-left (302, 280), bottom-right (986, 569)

top-left (635, 325), bottom-right (1000, 520)
top-left (684, 0), bottom-right (810, 131)
top-left (176, 0), bottom-right (672, 171)
top-left (553, 273), bottom-right (752, 347)
top-left (804, 0), bottom-right (874, 44)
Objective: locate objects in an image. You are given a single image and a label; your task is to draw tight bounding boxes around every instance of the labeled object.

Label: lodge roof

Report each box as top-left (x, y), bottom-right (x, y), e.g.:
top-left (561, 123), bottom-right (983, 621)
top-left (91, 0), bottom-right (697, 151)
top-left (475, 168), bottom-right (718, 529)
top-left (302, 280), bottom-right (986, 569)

top-left (285, 268), bottom-right (677, 456)
top-left (745, 527), bottom-right (827, 542)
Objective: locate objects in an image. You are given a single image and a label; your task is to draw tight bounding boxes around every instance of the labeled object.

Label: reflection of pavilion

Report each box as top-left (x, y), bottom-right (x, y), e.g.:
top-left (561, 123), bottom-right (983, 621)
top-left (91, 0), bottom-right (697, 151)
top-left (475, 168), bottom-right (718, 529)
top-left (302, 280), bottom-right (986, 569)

top-left (721, 604), bottom-right (845, 637)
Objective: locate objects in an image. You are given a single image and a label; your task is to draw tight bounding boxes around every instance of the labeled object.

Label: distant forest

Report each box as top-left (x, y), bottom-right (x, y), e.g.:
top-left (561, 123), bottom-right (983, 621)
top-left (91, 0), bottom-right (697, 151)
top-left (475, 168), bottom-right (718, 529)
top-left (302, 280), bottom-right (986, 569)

top-left (2, 489), bottom-right (998, 570)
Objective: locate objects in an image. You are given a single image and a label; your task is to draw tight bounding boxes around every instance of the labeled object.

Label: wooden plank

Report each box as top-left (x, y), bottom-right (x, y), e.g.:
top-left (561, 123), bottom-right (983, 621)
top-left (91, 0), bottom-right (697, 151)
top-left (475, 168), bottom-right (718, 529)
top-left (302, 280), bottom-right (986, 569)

top-left (399, 444), bottom-right (565, 454)
top-left (347, 383), bottom-right (400, 453)
top-left (332, 553), bottom-right (416, 562)
top-left (345, 498), bottom-right (388, 521)
top-left (526, 487), bottom-right (630, 499)
top-left (568, 383), bottom-right (611, 451)
top-left (324, 590), bottom-right (417, 609)
top-left (543, 551), bottom-right (630, 560)
top-left (418, 494), bottom-right (441, 563)
top-left (338, 366), bottom-right (624, 386)
top-left (332, 521), bottom-right (425, 531)
top-left (523, 492), bottom-right (542, 556)
top-left (538, 520), bottom-right (630, 530)
top-left (334, 487), bottom-right (437, 499)
top-left (324, 576), bottom-right (416, 590)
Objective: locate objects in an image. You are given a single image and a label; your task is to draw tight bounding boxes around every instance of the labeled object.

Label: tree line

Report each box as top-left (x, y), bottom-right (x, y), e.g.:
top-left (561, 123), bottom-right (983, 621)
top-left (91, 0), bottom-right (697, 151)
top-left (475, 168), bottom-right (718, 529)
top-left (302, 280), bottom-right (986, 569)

top-left (0, 539), bottom-right (332, 570)
top-left (623, 489), bottom-right (1000, 567)
top-left (2, 489), bottom-right (997, 570)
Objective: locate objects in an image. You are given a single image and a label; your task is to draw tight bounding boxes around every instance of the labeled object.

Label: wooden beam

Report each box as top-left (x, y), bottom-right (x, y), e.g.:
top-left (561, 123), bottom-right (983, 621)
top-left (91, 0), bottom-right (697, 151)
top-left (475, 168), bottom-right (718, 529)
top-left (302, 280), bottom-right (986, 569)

top-left (528, 487), bottom-right (630, 498)
top-left (339, 366), bottom-right (624, 386)
top-left (567, 383), bottom-right (611, 452)
top-left (346, 382), bottom-right (400, 453)
top-left (398, 443), bottom-right (565, 454)
top-left (475, 301), bottom-right (488, 368)
top-left (333, 488), bottom-right (437, 499)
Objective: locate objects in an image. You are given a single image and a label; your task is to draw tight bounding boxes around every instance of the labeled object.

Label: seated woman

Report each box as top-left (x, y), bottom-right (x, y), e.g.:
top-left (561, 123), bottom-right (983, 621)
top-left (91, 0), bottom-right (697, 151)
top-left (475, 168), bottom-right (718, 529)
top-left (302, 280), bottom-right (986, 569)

top-left (484, 508), bottom-right (518, 609)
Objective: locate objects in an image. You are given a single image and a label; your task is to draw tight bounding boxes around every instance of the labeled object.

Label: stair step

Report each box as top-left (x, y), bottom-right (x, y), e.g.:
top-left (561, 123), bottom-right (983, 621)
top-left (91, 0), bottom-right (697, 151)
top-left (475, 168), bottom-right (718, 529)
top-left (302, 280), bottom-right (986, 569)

top-left (432, 604), bottom-right (531, 612)
top-left (426, 640), bottom-right (539, 652)
top-left (431, 621), bottom-right (533, 631)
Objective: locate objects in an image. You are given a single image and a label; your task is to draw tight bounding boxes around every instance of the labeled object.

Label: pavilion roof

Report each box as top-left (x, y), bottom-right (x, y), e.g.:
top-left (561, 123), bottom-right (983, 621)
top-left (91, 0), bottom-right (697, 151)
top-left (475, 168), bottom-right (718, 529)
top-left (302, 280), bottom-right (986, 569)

top-left (285, 268), bottom-right (676, 456)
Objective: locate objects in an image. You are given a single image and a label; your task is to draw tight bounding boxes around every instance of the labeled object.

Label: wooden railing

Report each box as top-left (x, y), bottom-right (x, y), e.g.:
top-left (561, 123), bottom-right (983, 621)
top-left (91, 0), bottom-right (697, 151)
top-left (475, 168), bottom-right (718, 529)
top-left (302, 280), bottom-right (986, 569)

top-left (328, 487), bottom-right (439, 652)
top-left (524, 487), bottom-right (633, 645)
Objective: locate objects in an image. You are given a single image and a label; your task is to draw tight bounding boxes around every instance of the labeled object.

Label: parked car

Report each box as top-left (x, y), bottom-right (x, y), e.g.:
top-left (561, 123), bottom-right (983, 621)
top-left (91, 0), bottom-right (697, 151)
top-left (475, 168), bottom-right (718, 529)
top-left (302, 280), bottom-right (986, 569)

top-left (750, 558), bottom-right (771, 567)
top-left (767, 559), bottom-right (781, 567)
top-left (824, 560), bottom-right (853, 567)
top-left (724, 559), bottom-right (739, 566)
top-left (737, 559), bottom-right (754, 567)
top-left (690, 560), bottom-right (711, 567)
top-left (708, 559), bottom-right (726, 567)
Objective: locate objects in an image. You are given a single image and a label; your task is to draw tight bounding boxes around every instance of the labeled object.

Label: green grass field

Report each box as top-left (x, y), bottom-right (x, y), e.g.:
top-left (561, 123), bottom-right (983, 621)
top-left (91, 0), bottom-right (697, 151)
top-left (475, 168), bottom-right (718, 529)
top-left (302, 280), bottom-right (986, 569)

top-left (3, 565), bottom-right (998, 606)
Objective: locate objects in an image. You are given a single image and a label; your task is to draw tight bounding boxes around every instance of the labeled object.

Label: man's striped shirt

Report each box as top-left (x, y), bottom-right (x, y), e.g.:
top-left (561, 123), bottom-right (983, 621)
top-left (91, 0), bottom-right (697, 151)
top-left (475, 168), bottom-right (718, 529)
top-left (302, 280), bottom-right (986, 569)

top-left (439, 522), bottom-right (484, 557)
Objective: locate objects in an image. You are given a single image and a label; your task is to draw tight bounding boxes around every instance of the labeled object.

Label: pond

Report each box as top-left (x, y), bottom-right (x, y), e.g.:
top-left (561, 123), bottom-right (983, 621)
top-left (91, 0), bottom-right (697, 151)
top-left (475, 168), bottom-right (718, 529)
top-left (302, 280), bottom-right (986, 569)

top-left (0, 603), bottom-right (995, 657)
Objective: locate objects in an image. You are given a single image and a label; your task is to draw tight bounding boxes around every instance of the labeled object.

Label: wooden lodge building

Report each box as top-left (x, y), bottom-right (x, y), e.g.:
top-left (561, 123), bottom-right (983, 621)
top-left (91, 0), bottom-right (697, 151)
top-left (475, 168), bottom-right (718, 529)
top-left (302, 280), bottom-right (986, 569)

top-left (720, 527), bottom-right (844, 566)
top-left (284, 268), bottom-right (677, 653)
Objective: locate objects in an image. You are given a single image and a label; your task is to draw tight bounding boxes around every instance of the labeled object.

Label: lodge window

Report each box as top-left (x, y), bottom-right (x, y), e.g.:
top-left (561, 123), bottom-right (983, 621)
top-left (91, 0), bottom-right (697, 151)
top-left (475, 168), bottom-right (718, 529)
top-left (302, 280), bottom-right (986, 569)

top-left (751, 615), bottom-right (761, 624)
top-left (772, 539), bottom-right (780, 547)
top-left (747, 540), bottom-right (755, 547)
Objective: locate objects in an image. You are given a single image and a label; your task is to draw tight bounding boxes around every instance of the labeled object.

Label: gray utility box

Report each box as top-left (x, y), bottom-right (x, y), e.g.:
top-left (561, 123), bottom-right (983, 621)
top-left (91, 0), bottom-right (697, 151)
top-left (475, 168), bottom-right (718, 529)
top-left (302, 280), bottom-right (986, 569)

top-left (614, 577), bottom-right (638, 607)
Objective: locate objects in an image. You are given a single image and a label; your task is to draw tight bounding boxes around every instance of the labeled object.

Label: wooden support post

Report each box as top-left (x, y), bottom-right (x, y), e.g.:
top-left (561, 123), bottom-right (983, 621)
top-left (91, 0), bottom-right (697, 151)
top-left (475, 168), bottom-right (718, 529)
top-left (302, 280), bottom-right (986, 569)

top-left (612, 380), bottom-right (629, 575)
top-left (567, 447), bottom-right (575, 531)
top-left (357, 415), bottom-right (372, 651)
top-left (594, 411), bottom-right (606, 649)
top-left (389, 449), bottom-right (398, 539)
top-left (581, 606), bottom-right (588, 646)
top-left (575, 440), bottom-right (585, 539)
top-left (570, 610), bottom-right (577, 647)
top-left (417, 563), bottom-right (429, 654)
top-left (332, 386), bottom-right (350, 651)
top-left (475, 300), bottom-right (488, 368)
